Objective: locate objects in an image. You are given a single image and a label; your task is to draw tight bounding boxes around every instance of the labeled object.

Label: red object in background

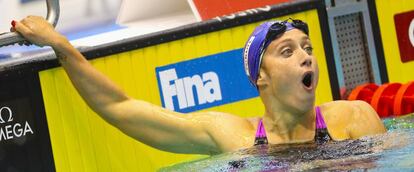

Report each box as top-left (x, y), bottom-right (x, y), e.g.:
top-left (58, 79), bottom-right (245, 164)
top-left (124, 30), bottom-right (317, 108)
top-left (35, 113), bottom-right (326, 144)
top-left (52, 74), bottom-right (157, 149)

top-left (394, 81), bottom-right (414, 116)
top-left (371, 83), bottom-right (402, 118)
top-left (394, 10), bottom-right (414, 63)
top-left (190, 0), bottom-right (291, 20)
top-left (349, 82), bottom-right (414, 118)
top-left (348, 83), bottom-right (379, 103)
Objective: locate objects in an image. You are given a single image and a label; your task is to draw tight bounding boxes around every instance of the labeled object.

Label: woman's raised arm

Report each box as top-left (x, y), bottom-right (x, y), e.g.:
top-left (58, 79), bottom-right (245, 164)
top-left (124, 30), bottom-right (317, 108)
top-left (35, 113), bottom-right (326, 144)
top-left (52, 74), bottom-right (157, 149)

top-left (13, 16), bottom-right (227, 154)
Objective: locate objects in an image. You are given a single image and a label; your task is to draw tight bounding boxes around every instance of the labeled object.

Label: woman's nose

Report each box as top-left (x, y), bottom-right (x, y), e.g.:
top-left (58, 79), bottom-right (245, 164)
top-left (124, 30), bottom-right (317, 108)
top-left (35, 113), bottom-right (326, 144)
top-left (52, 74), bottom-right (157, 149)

top-left (301, 58), bottom-right (312, 67)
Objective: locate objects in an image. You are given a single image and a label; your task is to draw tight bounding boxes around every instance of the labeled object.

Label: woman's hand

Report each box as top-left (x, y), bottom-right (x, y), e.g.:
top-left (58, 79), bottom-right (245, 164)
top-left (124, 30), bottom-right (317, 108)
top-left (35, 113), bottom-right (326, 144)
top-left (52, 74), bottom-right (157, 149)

top-left (12, 15), bottom-right (66, 47)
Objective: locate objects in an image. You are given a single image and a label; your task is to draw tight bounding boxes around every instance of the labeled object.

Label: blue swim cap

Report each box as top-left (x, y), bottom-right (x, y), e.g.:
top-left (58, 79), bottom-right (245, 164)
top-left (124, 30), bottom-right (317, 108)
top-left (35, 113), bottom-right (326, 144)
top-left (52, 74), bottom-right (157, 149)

top-left (243, 20), bottom-right (308, 87)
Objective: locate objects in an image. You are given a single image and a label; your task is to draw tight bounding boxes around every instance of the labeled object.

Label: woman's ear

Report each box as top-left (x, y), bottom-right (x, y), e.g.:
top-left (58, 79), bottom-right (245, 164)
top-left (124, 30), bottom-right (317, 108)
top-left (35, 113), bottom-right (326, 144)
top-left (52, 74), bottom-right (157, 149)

top-left (256, 68), bottom-right (268, 88)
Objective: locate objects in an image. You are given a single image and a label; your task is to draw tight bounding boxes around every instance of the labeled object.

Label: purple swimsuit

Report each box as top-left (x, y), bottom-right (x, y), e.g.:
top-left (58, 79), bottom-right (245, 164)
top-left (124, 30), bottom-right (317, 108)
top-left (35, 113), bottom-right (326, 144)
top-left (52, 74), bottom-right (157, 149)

top-left (254, 106), bottom-right (331, 145)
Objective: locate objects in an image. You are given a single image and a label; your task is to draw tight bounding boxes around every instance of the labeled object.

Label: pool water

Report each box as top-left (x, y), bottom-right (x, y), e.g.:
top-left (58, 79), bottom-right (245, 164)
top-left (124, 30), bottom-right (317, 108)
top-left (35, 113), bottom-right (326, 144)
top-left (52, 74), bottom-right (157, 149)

top-left (160, 114), bottom-right (414, 171)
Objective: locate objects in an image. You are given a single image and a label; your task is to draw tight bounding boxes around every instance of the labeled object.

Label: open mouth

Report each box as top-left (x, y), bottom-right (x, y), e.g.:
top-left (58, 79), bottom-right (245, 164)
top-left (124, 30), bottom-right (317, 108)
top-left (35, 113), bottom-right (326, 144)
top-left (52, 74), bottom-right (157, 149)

top-left (302, 72), bottom-right (313, 89)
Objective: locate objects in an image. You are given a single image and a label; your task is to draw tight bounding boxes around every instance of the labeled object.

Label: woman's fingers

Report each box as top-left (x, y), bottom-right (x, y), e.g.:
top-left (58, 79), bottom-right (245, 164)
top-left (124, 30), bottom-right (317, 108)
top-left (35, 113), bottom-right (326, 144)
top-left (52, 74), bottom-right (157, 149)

top-left (13, 19), bottom-right (45, 46)
top-left (11, 16), bottom-right (62, 47)
top-left (14, 21), bottom-right (34, 39)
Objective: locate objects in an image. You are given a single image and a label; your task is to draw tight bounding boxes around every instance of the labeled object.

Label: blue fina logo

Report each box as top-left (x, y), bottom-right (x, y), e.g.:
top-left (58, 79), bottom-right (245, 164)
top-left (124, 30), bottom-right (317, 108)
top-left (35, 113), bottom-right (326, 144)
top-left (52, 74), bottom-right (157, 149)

top-left (158, 69), bottom-right (222, 110)
top-left (156, 49), bottom-right (259, 113)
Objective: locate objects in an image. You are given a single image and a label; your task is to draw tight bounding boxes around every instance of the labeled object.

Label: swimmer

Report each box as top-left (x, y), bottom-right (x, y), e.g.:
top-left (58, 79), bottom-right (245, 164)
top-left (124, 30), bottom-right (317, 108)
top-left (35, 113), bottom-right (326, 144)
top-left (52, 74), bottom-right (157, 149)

top-left (11, 16), bottom-right (386, 155)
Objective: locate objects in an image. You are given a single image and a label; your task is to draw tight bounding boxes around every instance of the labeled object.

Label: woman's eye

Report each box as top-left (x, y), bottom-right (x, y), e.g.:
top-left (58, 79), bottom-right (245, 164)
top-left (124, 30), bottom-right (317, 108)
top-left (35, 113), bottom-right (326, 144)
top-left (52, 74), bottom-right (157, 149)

top-left (304, 46), bottom-right (313, 55)
top-left (281, 48), bottom-right (293, 57)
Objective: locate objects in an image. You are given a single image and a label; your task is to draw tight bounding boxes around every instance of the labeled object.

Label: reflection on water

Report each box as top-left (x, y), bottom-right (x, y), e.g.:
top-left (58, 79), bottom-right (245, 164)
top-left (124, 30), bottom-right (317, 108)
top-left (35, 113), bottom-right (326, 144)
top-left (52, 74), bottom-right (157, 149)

top-left (160, 114), bottom-right (414, 171)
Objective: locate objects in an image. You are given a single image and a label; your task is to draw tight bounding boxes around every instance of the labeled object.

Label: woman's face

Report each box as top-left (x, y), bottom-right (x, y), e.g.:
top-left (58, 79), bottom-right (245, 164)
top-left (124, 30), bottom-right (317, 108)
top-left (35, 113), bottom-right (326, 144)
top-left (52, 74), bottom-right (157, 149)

top-left (258, 29), bottom-right (319, 113)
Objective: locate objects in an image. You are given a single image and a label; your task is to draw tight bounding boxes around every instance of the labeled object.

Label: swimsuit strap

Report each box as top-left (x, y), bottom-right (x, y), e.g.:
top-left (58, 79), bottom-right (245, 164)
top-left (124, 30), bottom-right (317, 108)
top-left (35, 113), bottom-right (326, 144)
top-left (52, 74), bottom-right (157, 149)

top-left (253, 106), bottom-right (331, 146)
top-left (315, 106), bottom-right (327, 129)
top-left (254, 119), bottom-right (268, 145)
top-left (314, 106), bottom-right (331, 144)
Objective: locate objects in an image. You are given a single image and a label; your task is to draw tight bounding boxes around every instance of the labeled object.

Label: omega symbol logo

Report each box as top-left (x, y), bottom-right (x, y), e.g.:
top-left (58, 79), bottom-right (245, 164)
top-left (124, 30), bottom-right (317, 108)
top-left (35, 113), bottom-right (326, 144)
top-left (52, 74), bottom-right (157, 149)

top-left (0, 106), bottom-right (34, 141)
top-left (0, 107), bottom-right (13, 124)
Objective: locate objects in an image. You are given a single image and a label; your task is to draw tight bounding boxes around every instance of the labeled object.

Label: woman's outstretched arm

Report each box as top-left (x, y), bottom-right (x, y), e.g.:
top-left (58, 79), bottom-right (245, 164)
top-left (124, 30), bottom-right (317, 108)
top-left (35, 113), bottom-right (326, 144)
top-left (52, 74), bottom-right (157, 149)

top-left (13, 16), bottom-right (225, 154)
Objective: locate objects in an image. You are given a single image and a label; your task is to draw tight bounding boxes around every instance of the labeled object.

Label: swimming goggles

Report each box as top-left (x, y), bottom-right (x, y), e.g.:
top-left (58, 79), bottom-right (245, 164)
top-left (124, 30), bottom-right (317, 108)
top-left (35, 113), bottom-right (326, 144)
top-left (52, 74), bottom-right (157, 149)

top-left (260, 18), bottom-right (309, 55)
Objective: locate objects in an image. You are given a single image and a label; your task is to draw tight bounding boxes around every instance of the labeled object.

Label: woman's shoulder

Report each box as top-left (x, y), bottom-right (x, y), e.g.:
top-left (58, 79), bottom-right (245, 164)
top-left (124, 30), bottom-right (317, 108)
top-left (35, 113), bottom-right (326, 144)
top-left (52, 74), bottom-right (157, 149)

top-left (319, 100), bottom-right (375, 123)
top-left (318, 100), bottom-right (385, 139)
top-left (317, 101), bottom-right (352, 140)
top-left (319, 100), bottom-right (371, 114)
